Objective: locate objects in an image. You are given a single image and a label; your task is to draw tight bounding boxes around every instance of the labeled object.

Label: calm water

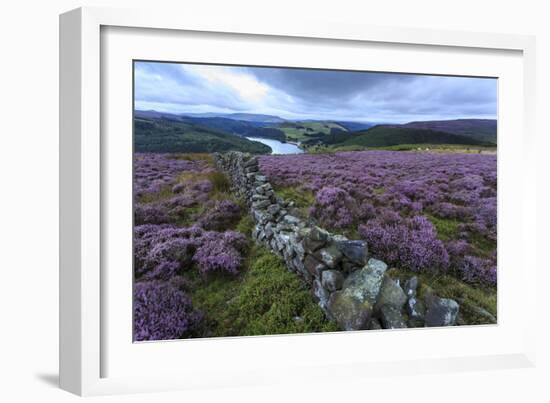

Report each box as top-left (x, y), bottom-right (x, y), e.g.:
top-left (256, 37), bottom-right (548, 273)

top-left (246, 137), bottom-right (304, 155)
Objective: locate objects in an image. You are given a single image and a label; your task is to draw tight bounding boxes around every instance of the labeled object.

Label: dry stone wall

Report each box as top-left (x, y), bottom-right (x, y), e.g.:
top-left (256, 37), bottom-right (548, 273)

top-left (214, 152), bottom-right (460, 330)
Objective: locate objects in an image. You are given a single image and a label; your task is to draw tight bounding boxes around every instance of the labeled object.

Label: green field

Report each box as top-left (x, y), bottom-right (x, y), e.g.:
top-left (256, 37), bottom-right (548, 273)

top-left (305, 143), bottom-right (497, 154)
top-left (275, 121), bottom-right (348, 142)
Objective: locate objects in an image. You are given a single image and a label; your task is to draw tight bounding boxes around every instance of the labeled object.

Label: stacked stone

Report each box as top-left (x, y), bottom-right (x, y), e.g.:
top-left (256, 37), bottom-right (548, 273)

top-left (213, 152), bottom-right (253, 201)
top-left (214, 152), bottom-right (460, 331)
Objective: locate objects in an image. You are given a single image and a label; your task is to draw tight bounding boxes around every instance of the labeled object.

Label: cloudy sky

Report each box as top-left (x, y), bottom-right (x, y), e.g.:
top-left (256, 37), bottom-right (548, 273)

top-left (134, 61), bottom-right (497, 123)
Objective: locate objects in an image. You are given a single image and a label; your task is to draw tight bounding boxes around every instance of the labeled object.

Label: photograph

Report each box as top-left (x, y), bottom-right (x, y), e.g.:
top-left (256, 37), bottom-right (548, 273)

top-left (132, 61), bottom-right (498, 341)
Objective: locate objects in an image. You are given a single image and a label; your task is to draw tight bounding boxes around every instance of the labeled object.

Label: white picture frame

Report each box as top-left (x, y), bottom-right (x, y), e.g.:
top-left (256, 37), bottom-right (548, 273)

top-left (59, 6), bottom-right (537, 396)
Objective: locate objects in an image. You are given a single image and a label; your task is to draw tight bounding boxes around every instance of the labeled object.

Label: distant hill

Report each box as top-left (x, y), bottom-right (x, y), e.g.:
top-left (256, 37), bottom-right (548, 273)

top-left (335, 125), bottom-right (492, 148)
top-left (396, 119), bottom-right (496, 143)
top-left (225, 113), bottom-right (285, 123)
top-left (301, 129), bottom-right (352, 146)
top-left (180, 112), bottom-right (285, 123)
top-left (177, 111), bottom-right (285, 123)
top-left (135, 110), bottom-right (179, 120)
top-left (179, 116), bottom-right (286, 142)
top-left (134, 112), bottom-right (497, 150)
top-left (335, 121), bottom-right (378, 131)
top-left (134, 117), bottom-right (271, 154)
top-left (135, 110), bottom-right (286, 142)
top-left (135, 110), bottom-right (286, 124)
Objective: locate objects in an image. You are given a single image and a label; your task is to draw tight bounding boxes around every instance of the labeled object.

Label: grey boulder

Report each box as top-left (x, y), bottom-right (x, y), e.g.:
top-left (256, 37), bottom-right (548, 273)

top-left (424, 295), bottom-right (459, 327)
top-left (313, 280), bottom-right (330, 309)
top-left (304, 255), bottom-right (327, 278)
top-left (314, 244), bottom-right (343, 269)
top-left (327, 290), bottom-right (373, 331)
top-left (334, 239), bottom-right (369, 266)
top-left (406, 296), bottom-right (426, 321)
top-left (303, 235), bottom-right (326, 253)
top-left (321, 269), bottom-right (344, 292)
top-left (244, 157), bottom-right (258, 167)
top-left (309, 226), bottom-right (331, 242)
top-left (403, 276), bottom-right (419, 298)
top-left (283, 215), bottom-right (302, 225)
top-left (379, 305), bottom-right (407, 329)
top-left (375, 276), bottom-right (407, 312)
top-left (342, 258), bottom-right (387, 306)
top-left (267, 203), bottom-right (281, 215)
top-left (252, 199), bottom-right (271, 209)
top-left (368, 318), bottom-right (382, 330)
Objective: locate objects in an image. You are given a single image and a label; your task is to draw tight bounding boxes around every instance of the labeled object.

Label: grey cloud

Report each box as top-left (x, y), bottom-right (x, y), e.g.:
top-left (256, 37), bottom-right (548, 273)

top-left (134, 61), bottom-right (497, 122)
top-left (249, 67), bottom-right (416, 101)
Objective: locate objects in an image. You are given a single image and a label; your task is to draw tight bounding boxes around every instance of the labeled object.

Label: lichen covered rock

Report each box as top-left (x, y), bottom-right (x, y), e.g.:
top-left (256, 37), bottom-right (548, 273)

top-left (314, 244), bottom-right (343, 269)
top-left (375, 276), bottom-right (407, 312)
top-left (341, 258), bottom-right (387, 306)
top-left (379, 305), bottom-right (407, 329)
top-left (327, 290), bottom-right (373, 330)
top-left (321, 269), bottom-right (344, 292)
top-left (424, 295), bottom-right (459, 327)
top-left (334, 239), bottom-right (369, 266)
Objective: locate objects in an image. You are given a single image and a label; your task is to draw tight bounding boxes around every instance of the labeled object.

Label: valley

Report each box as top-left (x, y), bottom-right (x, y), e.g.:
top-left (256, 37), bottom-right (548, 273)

top-left (135, 110), bottom-right (497, 155)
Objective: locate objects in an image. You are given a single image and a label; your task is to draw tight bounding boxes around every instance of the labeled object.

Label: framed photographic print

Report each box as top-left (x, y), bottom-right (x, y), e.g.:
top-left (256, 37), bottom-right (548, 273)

top-left (60, 6), bottom-right (537, 396)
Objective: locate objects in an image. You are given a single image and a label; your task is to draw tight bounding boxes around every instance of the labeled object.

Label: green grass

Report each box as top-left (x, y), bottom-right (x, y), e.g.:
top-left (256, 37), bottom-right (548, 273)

top-left (173, 167), bottom-right (232, 199)
top-left (306, 142), bottom-right (496, 155)
top-left (172, 153), bottom-right (215, 163)
top-left (316, 144), bottom-right (366, 153)
top-left (468, 230), bottom-right (496, 257)
top-left (185, 197), bottom-right (338, 337)
top-left (234, 248), bottom-right (339, 335)
top-left (426, 214), bottom-right (461, 241)
top-left (190, 246), bottom-right (339, 337)
top-left (235, 214), bottom-right (255, 236)
top-left (174, 205), bottom-right (206, 227)
top-left (138, 184), bottom-right (175, 204)
top-left (207, 171), bottom-right (231, 194)
top-left (368, 143), bottom-right (496, 153)
top-left (386, 267), bottom-right (497, 325)
top-left (273, 185), bottom-right (315, 220)
top-left (426, 213), bottom-right (495, 258)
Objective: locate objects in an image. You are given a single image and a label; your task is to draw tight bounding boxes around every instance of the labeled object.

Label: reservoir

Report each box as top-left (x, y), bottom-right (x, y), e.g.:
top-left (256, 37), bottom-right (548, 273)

top-left (246, 137), bottom-right (304, 155)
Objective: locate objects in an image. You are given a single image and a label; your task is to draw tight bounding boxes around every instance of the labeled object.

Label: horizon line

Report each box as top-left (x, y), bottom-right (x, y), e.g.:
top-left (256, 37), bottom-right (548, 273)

top-left (134, 109), bottom-right (497, 124)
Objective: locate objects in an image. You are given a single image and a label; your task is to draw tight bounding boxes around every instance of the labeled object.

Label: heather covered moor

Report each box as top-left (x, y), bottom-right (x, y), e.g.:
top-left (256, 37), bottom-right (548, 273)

top-left (260, 151), bottom-right (497, 286)
top-left (133, 153), bottom-right (336, 340)
top-left (132, 61), bottom-right (498, 340)
top-left (133, 150), bottom-right (497, 340)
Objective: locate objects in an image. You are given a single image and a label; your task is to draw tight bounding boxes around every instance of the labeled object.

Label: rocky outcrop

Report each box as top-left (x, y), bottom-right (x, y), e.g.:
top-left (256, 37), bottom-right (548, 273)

top-left (214, 152), bottom-right (460, 331)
